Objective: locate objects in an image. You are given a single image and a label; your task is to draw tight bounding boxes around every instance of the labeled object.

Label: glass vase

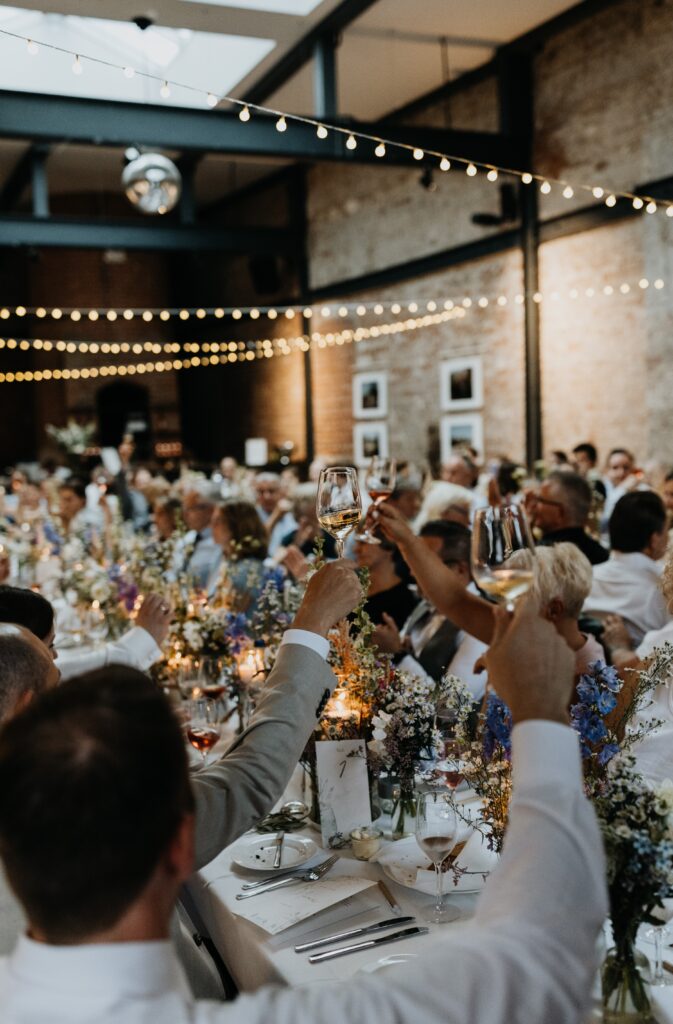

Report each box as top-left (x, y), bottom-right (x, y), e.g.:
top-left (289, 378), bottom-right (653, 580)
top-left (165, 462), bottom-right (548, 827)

top-left (391, 781), bottom-right (417, 840)
top-left (601, 940), bottom-right (652, 1023)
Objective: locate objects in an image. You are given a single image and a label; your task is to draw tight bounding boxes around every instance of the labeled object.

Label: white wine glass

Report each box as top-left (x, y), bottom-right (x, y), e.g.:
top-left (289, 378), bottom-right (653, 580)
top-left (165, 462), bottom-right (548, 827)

top-left (358, 456), bottom-right (396, 544)
top-left (471, 505), bottom-right (536, 612)
top-left (185, 698), bottom-right (220, 764)
top-left (415, 791), bottom-right (468, 924)
top-left (317, 466), bottom-right (362, 558)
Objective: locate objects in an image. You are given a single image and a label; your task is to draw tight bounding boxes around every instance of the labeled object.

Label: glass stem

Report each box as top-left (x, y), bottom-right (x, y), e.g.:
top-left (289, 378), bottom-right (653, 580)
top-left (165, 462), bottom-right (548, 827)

top-left (434, 861), bottom-right (444, 913)
top-left (336, 538), bottom-right (344, 558)
top-left (654, 926), bottom-right (664, 984)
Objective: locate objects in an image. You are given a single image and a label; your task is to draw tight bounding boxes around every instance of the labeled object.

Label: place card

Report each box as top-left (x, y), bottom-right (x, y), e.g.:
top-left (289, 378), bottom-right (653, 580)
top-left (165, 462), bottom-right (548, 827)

top-left (231, 875), bottom-right (376, 935)
top-left (315, 739), bottom-right (372, 849)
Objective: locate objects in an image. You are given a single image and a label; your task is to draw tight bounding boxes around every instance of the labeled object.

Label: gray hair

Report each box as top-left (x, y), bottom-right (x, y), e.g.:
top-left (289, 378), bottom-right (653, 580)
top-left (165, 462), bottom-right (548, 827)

top-left (531, 543), bottom-right (593, 619)
top-left (0, 626), bottom-right (52, 722)
top-left (547, 471), bottom-right (593, 527)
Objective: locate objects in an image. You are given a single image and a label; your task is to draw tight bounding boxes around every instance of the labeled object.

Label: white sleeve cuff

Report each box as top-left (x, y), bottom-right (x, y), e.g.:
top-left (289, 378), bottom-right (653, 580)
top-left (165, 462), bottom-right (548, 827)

top-left (108, 627), bottom-right (163, 670)
top-left (280, 629), bottom-right (330, 661)
top-left (511, 720), bottom-right (582, 793)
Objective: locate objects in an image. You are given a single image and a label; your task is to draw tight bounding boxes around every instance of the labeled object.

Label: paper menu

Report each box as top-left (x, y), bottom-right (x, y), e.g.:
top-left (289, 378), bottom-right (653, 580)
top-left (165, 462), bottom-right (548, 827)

top-left (229, 875), bottom-right (376, 935)
top-left (315, 739), bottom-right (372, 848)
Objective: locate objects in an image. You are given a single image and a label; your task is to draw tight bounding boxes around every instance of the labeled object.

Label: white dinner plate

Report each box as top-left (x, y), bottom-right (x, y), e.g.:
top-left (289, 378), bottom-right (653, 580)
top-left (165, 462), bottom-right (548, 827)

top-left (230, 834), bottom-right (318, 872)
top-left (375, 830), bottom-right (497, 896)
top-left (358, 953), bottom-right (418, 975)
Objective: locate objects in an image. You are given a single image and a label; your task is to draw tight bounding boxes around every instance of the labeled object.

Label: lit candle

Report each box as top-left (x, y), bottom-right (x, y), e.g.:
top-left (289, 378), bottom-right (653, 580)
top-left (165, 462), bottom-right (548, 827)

top-left (236, 648), bottom-right (265, 687)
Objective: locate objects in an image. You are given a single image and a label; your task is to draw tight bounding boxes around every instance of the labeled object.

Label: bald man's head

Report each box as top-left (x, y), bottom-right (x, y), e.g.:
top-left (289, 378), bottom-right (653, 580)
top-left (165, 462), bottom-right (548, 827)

top-left (0, 624), bottom-right (59, 723)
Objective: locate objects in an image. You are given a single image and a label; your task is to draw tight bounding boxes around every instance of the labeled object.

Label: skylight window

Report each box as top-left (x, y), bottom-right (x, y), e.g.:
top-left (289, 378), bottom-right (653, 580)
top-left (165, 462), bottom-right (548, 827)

top-left (179, 0), bottom-right (324, 14)
top-left (0, 7), bottom-right (275, 107)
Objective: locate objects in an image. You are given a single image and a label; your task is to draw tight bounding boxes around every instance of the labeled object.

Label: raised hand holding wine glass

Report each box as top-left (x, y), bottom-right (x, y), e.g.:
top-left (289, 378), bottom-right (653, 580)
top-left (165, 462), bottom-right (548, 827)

top-left (471, 505), bottom-right (536, 612)
top-left (358, 456), bottom-right (396, 544)
top-left (317, 466), bottom-right (362, 558)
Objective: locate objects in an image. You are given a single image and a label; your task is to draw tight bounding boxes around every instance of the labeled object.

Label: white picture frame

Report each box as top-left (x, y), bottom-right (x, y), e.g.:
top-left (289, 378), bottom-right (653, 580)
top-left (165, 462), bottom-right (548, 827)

top-left (353, 371), bottom-right (388, 419)
top-left (440, 413), bottom-right (484, 464)
top-left (440, 356), bottom-right (483, 411)
top-left (353, 421), bottom-right (389, 466)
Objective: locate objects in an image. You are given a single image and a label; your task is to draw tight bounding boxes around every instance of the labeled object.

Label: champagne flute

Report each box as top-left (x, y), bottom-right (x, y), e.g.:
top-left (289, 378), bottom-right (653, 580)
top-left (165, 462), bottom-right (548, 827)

top-left (358, 456), bottom-right (396, 544)
top-left (317, 466), bottom-right (362, 558)
top-left (471, 505), bottom-right (536, 612)
top-left (415, 791), bottom-right (467, 924)
top-left (185, 698), bottom-right (220, 764)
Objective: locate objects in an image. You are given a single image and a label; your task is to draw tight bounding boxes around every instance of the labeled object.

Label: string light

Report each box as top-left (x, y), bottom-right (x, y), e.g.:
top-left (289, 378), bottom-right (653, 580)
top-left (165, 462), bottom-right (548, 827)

top-left (540, 180), bottom-right (551, 194)
top-left (316, 124), bottom-right (328, 139)
top-left (632, 197), bottom-right (644, 210)
top-left (563, 185), bottom-right (574, 198)
top-left (206, 92), bottom-right (218, 108)
top-left (4, 27), bottom-right (673, 219)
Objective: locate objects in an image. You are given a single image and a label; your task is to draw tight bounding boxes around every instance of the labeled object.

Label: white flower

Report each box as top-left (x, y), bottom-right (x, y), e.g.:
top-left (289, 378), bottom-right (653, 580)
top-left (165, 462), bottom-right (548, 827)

top-left (90, 580), bottom-right (111, 603)
top-left (371, 710), bottom-right (392, 743)
top-left (183, 621), bottom-right (203, 650)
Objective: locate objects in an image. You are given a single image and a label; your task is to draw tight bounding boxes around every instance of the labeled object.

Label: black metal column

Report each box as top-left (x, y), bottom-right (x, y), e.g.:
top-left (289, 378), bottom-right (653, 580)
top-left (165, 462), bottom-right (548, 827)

top-left (288, 166), bottom-right (315, 465)
top-left (521, 182), bottom-right (542, 466)
top-left (313, 34), bottom-right (338, 120)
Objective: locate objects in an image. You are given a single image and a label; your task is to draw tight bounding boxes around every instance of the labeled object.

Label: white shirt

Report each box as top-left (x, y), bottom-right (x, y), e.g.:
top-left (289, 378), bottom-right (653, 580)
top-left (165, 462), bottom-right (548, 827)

top-left (174, 529), bottom-right (223, 591)
top-left (583, 551), bottom-right (670, 646)
top-left (56, 627), bottom-right (163, 682)
top-left (0, 722), bottom-right (606, 1024)
top-left (626, 622), bottom-right (673, 785)
top-left (447, 631), bottom-right (488, 699)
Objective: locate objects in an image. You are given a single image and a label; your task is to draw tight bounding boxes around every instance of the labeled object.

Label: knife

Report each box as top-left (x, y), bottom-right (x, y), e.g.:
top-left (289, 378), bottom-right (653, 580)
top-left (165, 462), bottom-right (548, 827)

top-left (295, 916), bottom-right (415, 953)
top-left (308, 925), bottom-right (429, 963)
top-left (241, 864), bottom-right (312, 891)
top-left (273, 831), bottom-right (285, 869)
top-left (236, 855), bottom-right (338, 900)
top-left (377, 880), bottom-right (402, 916)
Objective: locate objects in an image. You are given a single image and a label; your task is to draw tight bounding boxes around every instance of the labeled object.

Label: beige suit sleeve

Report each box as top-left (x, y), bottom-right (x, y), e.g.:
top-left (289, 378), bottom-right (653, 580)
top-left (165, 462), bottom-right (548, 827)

top-left (191, 643), bottom-right (336, 870)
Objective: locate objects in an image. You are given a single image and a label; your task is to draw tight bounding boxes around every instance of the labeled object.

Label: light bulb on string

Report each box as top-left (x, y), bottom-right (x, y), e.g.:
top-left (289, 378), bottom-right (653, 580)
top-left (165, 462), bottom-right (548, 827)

top-left (413, 148), bottom-right (424, 161)
top-left (667, 207), bottom-right (673, 218)
top-left (72, 55), bottom-right (83, 75)
top-left (593, 186), bottom-right (604, 199)
top-left (563, 185), bottom-right (574, 198)
top-left (540, 180), bottom-right (551, 194)
top-left (276, 116), bottom-right (287, 132)
top-left (487, 169), bottom-right (498, 182)
top-left (605, 194), bottom-right (617, 207)
top-left (27, 39), bottom-right (38, 56)
top-left (466, 163), bottom-right (477, 177)
top-left (206, 92), bottom-right (218, 108)
top-left (632, 197), bottom-right (644, 210)
top-left (239, 105), bottom-right (251, 122)
top-left (346, 134), bottom-right (357, 151)
top-left (521, 172), bottom-right (533, 185)
top-left (439, 157), bottom-right (450, 171)
top-left (160, 81), bottom-right (170, 99)
top-left (646, 201), bottom-right (657, 214)
top-left (374, 142), bottom-right (386, 158)
top-left (316, 124), bottom-right (328, 139)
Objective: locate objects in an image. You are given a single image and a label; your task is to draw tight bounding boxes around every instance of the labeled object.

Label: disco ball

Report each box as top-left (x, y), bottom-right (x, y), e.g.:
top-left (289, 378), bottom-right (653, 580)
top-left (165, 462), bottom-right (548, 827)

top-left (121, 153), bottom-right (182, 215)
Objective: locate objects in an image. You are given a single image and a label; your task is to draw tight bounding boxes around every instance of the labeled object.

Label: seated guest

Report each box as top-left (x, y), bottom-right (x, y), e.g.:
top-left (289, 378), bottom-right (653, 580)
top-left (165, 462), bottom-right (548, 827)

top-left (152, 496), bottom-right (182, 541)
top-left (584, 491), bottom-right (670, 646)
top-left (0, 561), bottom-right (362, 977)
top-left (0, 600), bottom-right (606, 1024)
top-left (601, 447), bottom-right (645, 530)
top-left (526, 470), bottom-right (608, 565)
top-left (254, 472), bottom-right (296, 557)
top-left (414, 480), bottom-right (474, 531)
top-left (57, 477), bottom-right (103, 537)
top-left (354, 535), bottom-right (418, 628)
top-left (662, 469), bottom-right (673, 530)
top-left (386, 468), bottom-right (423, 524)
top-left (375, 505), bottom-right (604, 676)
top-left (208, 499), bottom-right (268, 613)
top-left (571, 442), bottom-right (607, 499)
top-left (372, 521), bottom-right (468, 685)
top-left (280, 483), bottom-right (336, 559)
top-left (440, 451), bottom-right (479, 489)
top-left (176, 485), bottom-right (222, 590)
top-left (0, 586), bottom-right (170, 682)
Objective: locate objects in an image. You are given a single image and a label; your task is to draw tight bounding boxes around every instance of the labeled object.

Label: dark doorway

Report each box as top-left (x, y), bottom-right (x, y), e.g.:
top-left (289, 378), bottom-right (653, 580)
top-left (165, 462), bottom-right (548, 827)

top-left (96, 383), bottom-right (151, 459)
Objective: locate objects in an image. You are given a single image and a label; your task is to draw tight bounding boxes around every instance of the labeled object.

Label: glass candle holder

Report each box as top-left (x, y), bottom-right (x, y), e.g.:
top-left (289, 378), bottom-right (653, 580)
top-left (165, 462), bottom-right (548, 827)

top-left (350, 825), bottom-right (383, 860)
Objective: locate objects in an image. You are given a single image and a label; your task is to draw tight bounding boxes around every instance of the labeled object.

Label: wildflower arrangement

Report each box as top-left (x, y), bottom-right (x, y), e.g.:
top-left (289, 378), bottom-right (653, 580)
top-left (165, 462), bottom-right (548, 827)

top-left (595, 756), bottom-right (673, 1017)
top-left (46, 418), bottom-right (96, 456)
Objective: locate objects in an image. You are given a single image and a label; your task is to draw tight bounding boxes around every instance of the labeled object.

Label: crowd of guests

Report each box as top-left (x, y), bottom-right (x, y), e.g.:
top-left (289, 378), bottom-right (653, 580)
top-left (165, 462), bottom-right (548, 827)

top-left (0, 436), bottom-right (672, 1021)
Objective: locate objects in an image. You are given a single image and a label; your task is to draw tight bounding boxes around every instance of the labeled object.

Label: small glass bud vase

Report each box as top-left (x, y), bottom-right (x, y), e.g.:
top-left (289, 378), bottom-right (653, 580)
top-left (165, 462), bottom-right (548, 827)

top-left (391, 781), bottom-right (418, 841)
top-left (601, 941), bottom-right (652, 1023)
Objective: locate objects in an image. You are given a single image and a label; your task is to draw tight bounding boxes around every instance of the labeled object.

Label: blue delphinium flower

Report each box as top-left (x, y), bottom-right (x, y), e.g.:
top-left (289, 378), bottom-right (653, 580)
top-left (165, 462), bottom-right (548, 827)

top-left (482, 692), bottom-right (512, 761)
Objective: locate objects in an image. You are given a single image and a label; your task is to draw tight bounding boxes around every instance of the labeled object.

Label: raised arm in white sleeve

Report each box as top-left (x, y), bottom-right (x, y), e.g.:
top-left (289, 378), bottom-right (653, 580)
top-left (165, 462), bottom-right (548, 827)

top-left (56, 627), bottom-right (162, 681)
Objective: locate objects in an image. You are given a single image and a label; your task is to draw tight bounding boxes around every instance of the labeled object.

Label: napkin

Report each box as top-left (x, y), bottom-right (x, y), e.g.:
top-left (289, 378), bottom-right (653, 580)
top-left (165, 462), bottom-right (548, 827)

top-left (373, 830), bottom-right (497, 895)
top-left (223, 875), bottom-right (377, 935)
top-left (651, 987), bottom-right (673, 1023)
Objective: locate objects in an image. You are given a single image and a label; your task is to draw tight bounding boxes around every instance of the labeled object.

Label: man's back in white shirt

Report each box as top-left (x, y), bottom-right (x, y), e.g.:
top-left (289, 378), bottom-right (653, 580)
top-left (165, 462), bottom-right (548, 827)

top-left (583, 551), bottom-right (670, 646)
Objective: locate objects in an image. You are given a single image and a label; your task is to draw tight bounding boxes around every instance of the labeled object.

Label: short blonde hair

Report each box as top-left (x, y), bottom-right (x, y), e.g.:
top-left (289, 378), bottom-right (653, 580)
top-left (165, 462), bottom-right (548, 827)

top-left (531, 543), bottom-right (593, 619)
top-left (414, 481), bottom-right (473, 531)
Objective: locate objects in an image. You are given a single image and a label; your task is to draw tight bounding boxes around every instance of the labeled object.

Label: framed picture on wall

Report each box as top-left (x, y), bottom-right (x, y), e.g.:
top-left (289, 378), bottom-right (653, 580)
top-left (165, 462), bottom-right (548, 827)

top-left (440, 356), bottom-right (483, 411)
top-left (353, 371), bottom-right (388, 419)
top-left (353, 421), bottom-right (389, 465)
top-left (440, 413), bottom-right (484, 464)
